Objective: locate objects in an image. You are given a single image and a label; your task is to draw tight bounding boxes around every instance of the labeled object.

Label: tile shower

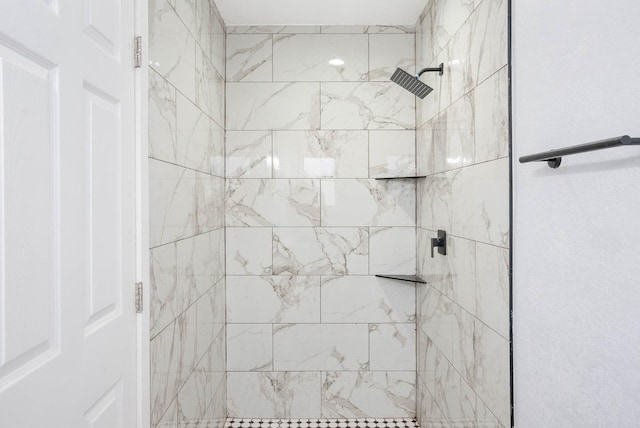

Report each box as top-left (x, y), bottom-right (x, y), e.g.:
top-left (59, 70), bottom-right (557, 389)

top-left (149, 0), bottom-right (510, 427)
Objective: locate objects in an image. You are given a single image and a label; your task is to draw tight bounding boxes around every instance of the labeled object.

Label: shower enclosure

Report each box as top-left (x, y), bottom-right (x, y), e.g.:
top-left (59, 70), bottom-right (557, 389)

top-left (149, 0), bottom-right (510, 426)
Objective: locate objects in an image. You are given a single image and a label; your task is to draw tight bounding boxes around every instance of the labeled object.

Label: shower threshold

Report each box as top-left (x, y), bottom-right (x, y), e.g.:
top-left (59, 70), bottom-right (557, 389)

top-left (225, 418), bottom-right (419, 428)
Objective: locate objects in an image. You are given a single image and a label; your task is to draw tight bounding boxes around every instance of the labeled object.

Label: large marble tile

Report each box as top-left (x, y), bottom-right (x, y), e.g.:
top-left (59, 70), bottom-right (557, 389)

top-left (475, 243), bottom-right (509, 339)
top-left (273, 227), bottom-right (368, 275)
top-left (447, 20), bottom-right (474, 104)
top-left (176, 230), bottom-right (224, 307)
top-left (416, 127), bottom-right (435, 177)
top-left (451, 158), bottom-right (509, 247)
top-left (149, 0), bottom-right (197, 102)
top-left (209, 9), bottom-right (226, 80)
top-left (425, 0), bottom-right (475, 62)
top-left (227, 26), bottom-right (322, 34)
top-left (195, 277), bottom-right (225, 361)
top-left (176, 368), bottom-right (210, 426)
top-left (321, 276), bottom-right (415, 323)
top-left (321, 82), bottom-right (415, 130)
top-left (273, 130), bottom-right (368, 178)
top-left (419, 285), bottom-right (456, 363)
top-left (434, 359), bottom-right (478, 424)
top-left (369, 34), bottom-right (415, 81)
top-left (320, 179), bottom-right (415, 227)
top-left (227, 324), bottom-right (273, 371)
top-left (225, 131), bottom-right (272, 178)
top-left (369, 324), bottom-right (416, 371)
top-left (149, 70), bottom-right (177, 165)
top-left (151, 320), bottom-right (181, 425)
top-left (273, 34), bottom-right (368, 82)
top-left (474, 66), bottom-right (509, 164)
top-left (273, 324), bottom-right (368, 370)
top-left (227, 82), bottom-right (321, 130)
top-left (194, 173), bottom-right (224, 232)
top-left (432, 94), bottom-right (475, 173)
top-left (320, 25), bottom-right (415, 34)
top-left (369, 227), bottom-right (417, 275)
top-left (422, 234), bottom-right (476, 316)
top-left (195, 48), bottom-right (225, 127)
top-left (227, 276), bottom-right (320, 323)
top-left (227, 372), bottom-right (322, 418)
top-left (149, 159), bottom-right (197, 247)
top-left (416, 377), bottom-right (445, 428)
top-left (227, 34), bottom-right (273, 82)
top-left (321, 371), bottom-right (416, 418)
top-left (470, 320), bottom-right (510, 427)
top-left (369, 131), bottom-right (416, 178)
top-left (469, 0), bottom-right (508, 87)
top-left (150, 242), bottom-right (178, 338)
top-left (176, 93), bottom-right (213, 173)
top-left (155, 397), bottom-right (178, 428)
top-left (226, 227), bottom-right (273, 275)
top-left (418, 172), bottom-right (454, 233)
top-left (226, 179), bottom-right (321, 227)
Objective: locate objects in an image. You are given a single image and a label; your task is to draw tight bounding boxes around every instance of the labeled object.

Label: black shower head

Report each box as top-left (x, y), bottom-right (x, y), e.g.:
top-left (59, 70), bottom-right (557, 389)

top-left (390, 68), bottom-right (433, 99)
top-left (390, 63), bottom-right (444, 99)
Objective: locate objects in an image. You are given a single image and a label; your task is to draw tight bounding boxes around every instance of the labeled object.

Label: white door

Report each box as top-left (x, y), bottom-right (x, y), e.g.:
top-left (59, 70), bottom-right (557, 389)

top-left (0, 0), bottom-right (140, 427)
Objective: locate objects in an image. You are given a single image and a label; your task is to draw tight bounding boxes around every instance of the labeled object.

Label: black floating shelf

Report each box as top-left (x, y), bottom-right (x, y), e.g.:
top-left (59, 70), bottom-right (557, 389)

top-left (375, 274), bottom-right (426, 284)
top-left (374, 176), bottom-right (426, 180)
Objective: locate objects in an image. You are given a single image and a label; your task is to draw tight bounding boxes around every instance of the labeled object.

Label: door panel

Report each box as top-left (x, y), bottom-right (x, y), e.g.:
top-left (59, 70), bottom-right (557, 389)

top-left (0, 0), bottom-right (138, 426)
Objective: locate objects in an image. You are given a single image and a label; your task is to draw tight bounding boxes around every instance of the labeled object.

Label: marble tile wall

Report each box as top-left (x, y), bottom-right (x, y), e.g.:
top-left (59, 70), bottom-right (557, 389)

top-left (414, 0), bottom-right (510, 427)
top-left (149, 0), bottom-right (226, 426)
top-left (224, 25), bottom-right (419, 419)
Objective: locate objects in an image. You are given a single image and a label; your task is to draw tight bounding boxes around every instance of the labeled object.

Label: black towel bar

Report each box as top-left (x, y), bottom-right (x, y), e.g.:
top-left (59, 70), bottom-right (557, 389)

top-left (519, 135), bottom-right (640, 168)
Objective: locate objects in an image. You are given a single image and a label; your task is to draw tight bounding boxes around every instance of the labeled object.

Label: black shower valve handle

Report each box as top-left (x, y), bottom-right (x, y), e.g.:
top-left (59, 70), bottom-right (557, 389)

top-left (430, 230), bottom-right (447, 258)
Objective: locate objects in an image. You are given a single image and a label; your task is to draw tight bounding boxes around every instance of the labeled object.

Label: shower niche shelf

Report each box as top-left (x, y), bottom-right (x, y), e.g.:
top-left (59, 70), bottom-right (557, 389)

top-left (375, 274), bottom-right (426, 284)
top-left (374, 176), bottom-right (426, 180)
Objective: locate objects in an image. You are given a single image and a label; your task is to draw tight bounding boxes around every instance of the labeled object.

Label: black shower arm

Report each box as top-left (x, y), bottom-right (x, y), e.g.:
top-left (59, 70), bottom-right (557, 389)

top-left (416, 63), bottom-right (444, 77)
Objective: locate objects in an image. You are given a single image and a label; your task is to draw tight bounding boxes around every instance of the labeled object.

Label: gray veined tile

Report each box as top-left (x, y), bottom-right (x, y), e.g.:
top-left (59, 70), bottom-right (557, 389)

top-left (226, 179), bottom-right (321, 227)
top-left (321, 276), bottom-right (416, 323)
top-left (321, 82), bottom-right (416, 130)
top-left (321, 371), bottom-right (416, 418)
top-left (273, 227), bottom-right (368, 276)
top-left (226, 34), bottom-right (273, 82)
top-left (451, 158), bottom-right (509, 247)
top-left (149, 159), bottom-right (197, 247)
top-left (369, 130), bottom-right (417, 178)
top-left (150, 242), bottom-right (178, 338)
top-left (474, 66), bottom-right (509, 164)
top-left (149, 1), bottom-right (197, 102)
top-left (273, 34), bottom-right (368, 82)
top-left (227, 372), bottom-right (322, 418)
top-left (227, 324), bottom-right (273, 371)
top-left (226, 25), bottom-right (321, 34)
top-left (227, 82), bottom-right (321, 130)
top-left (369, 324), bottom-right (416, 371)
top-left (369, 227), bottom-right (417, 275)
top-left (226, 276), bottom-right (320, 323)
top-left (196, 48), bottom-right (225, 127)
top-left (176, 93), bottom-right (213, 174)
top-left (470, 0), bottom-right (508, 87)
top-left (273, 130), bottom-right (368, 178)
top-left (226, 227), bottom-right (273, 275)
top-left (369, 34), bottom-right (416, 82)
top-left (320, 179), bottom-right (415, 227)
top-left (149, 70), bottom-right (177, 165)
top-left (225, 131), bottom-right (273, 179)
top-left (475, 242), bottom-right (509, 339)
top-left (273, 323), bottom-right (369, 371)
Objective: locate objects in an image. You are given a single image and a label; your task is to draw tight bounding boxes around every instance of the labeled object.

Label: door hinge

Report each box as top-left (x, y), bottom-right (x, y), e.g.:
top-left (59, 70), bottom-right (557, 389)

top-left (134, 36), bottom-right (142, 68)
top-left (135, 282), bottom-right (143, 313)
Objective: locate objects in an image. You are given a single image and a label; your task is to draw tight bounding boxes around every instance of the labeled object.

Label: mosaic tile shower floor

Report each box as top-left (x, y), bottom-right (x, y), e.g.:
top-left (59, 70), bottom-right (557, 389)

top-left (224, 418), bottom-right (420, 428)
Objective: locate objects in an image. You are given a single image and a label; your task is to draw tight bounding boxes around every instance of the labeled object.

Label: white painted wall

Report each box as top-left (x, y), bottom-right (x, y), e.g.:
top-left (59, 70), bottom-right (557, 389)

top-left (512, 1), bottom-right (640, 426)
